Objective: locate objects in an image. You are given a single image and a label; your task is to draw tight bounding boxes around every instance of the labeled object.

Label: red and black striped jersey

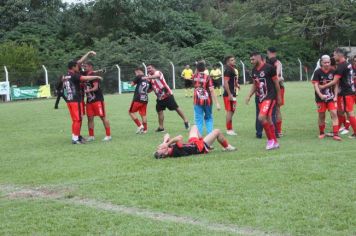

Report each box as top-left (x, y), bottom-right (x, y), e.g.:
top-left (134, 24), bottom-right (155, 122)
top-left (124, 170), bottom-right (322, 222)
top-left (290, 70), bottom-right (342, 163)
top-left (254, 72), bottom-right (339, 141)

top-left (192, 72), bottom-right (213, 106)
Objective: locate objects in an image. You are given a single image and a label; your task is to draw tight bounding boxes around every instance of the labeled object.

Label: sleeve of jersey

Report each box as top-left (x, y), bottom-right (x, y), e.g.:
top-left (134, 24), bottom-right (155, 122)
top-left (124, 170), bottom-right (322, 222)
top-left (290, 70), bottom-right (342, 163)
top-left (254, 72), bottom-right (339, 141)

top-left (311, 71), bottom-right (319, 84)
top-left (223, 69), bottom-right (231, 81)
top-left (271, 67), bottom-right (277, 80)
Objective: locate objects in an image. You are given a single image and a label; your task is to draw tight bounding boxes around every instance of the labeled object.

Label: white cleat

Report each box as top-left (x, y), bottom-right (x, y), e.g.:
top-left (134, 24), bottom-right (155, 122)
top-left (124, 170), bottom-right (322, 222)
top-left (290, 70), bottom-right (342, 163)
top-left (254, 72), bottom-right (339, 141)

top-left (223, 144), bottom-right (237, 151)
top-left (339, 128), bottom-right (349, 135)
top-left (136, 125), bottom-right (144, 134)
top-left (266, 140), bottom-right (275, 150)
top-left (102, 136), bottom-right (112, 142)
top-left (86, 136), bottom-right (95, 142)
top-left (226, 130), bottom-right (237, 136)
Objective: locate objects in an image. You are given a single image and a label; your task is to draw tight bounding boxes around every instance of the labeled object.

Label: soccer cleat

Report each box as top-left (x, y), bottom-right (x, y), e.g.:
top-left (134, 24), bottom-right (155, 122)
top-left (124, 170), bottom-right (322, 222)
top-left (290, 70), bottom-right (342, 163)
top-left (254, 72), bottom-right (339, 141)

top-left (325, 132), bottom-right (333, 137)
top-left (273, 141), bottom-right (280, 149)
top-left (72, 139), bottom-right (83, 145)
top-left (277, 132), bottom-right (283, 137)
top-left (265, 140), bottom-right (275, 150)
top-left (333, 135), bottom-right (342, 141)
top-left (318, 134), bottom-right (326, 139)
top-left (78, 135), bottom-right (86, 143)
top-left (86, 136), bottom-right (95, 142)
top-left (184, 122), bottom-right (190, 130)
top-left (143, 130), bottom-right (147, 134)
top-left (102, 136), bottom-right (112, 142)
top-left (340, 128), bottom-right (349, 135)
top-left (136, 125), bottom-right (144, 134)
top-left (226, 130), bottom-right (237, 136)
top-left (348, 133), bottom-right (356, 139)
top-left (155, 127), bottom-right (165, 132)
top-left (223, 144), bottom-right (236, 151)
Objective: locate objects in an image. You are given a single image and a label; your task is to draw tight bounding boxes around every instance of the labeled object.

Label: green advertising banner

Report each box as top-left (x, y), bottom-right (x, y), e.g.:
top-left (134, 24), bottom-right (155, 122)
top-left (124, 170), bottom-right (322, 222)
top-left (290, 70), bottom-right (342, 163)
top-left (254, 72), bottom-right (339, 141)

top-left (122, 81), bottom-right (135, 93)
top-left (11, 85), bottom-right (51, 100)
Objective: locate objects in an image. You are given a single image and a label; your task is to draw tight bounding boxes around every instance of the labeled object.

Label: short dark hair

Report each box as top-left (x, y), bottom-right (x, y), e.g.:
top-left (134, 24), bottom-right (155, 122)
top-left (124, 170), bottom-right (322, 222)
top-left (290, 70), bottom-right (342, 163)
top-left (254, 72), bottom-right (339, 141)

top-left (224, 55), bottom-right (234, 64)
top-left (154, 151), bottom-right (166, 159)
top-left (267, 47), bottom-right (277, 53)
top-left (250, 51), bottom-right (261, 57)
top-left (334, 48), bottom-right (347, 57)
top-left (67, 61), bottom-right (78, 69)
top-left (196, 61), bottom-right (206, 72)
top-left (146, 64), bottom-right (156, 68)
top-left (86, 61), bottom-right (94, 67)
top-left (135, 67), bottom-right (144, 72)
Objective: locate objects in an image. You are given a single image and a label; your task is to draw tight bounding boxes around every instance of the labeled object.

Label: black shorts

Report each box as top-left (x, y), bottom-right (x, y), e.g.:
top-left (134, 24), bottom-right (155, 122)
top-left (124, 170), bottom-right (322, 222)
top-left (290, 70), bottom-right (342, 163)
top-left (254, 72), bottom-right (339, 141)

top-left (156, 95), bottom-right (179, 112)
top-left (212, 79), bottom-right (221, 88)
top-left (184, 79), bottom-right (193, 88)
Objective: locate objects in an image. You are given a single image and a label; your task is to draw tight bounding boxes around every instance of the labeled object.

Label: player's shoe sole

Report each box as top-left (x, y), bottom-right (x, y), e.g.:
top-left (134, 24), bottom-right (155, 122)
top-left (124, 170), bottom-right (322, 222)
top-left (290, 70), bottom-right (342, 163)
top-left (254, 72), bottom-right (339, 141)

top-left (226, 130), bottom-right (237, 136)
top-left (155, 128), bottom-right (165, 132)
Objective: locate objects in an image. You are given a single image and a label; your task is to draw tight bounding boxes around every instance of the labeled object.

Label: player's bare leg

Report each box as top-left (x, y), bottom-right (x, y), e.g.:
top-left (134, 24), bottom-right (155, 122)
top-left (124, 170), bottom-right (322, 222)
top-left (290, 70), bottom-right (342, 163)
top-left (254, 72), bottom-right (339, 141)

top-left (176, 107), bottom-right (190, 129)
top-left (203, 129), bottom-right (235, 151)
top-left (276, 106), bottom-right (283, 136)
top-left (345, 110), bottom-right (356, 138)
top-left (188, 125), bottom-right (201, 139)
top-left (141, 115), bottom-right (148, 133)
top-left (157, 111), bottom-right (165, 131)
top-left (129, 111), bottom-right (144, 133)
top-left (100, 116), bottom-right (111, 141)
top-left (317, 112), bottom-right (326, 139)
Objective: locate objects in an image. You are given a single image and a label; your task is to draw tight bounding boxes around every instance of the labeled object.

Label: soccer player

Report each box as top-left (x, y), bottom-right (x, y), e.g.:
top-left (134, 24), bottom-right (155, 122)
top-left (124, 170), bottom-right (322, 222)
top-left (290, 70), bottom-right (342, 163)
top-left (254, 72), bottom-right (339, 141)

top-left (245, 52), bottom-right (281, 150)
top-left (62, 60), bottom-right (103, 144)
top-left (266, 47), bottom-right (284, 137)
top-left (352, 55), bottom-right (356, 103)
top-left (223, 55), bottom-right (239, 135)
top-left (54, 76), bottom-right (64, 109)
top-left (311, 55), bottom-right (340, 141)
top-left (192, 61), bottom-right (221, 135)
top-left (129, 67), bottom-right (151, 134)
top-left (319, 48), bottom-right (356, 139)
top-left (144, 64), bottom-right (189, 132)
top-left (210, 64), bottom-right (222, 96)
top-left (181, 65), bottom-right (193, 97)
top-left (154, 125), bottom-right (236, 159)
top-left (84, 61), bottom-right (111, 142)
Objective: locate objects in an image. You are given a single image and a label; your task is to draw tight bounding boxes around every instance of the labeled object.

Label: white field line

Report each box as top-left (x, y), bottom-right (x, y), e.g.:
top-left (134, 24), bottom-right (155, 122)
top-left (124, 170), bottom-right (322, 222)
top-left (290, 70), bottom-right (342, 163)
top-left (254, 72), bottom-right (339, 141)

top-left (0, 184), bottom-right (287, 236)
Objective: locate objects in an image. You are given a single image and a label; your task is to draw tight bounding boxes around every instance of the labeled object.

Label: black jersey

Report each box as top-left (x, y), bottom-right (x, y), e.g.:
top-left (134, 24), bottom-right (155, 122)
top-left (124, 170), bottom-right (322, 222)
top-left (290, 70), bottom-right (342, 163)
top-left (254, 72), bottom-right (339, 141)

top-left (266, 57), bottom-right (284, 88)
top-left (169, 143), bottom-right (203, 157)
top-left (223, 65), bottom-right (238, 97)
top-left (335, 61), bottom-right (355, 96)
top-left (132, 75), bottom-right (150, 103)
top-left (312, 68), bottom-right (335, 102)
top-left (251, 63), bottom-right (277, 102)
top-left (85, 80), bottom-right (104, 103)
top-left (63, 71), bottom-right (82, 103)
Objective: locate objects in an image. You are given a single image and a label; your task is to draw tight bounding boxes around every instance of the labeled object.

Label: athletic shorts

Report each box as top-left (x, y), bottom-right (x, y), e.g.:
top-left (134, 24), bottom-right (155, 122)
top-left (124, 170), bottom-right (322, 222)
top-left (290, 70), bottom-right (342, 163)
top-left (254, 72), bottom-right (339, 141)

top-left (129, 101), bottom-right (147, 116)
top-left (279, 87), bottom-right (285, 106)
top-left (188, 137), bottom-right (209, 153)
top-left (184, 80), bottom-right (193, 88)
top-left (258, 99), bottom-right (276, 117)
top-left (67, 101), bottom-right (84, 122)
top-left (212, 79), bottom-right (221, 88)
top-left (156, 95), bottom-right (179, 112)
top-left (87, 101), bottom-right (106, 117)
top-left (223, 96), bottom-right (237, 112)
top-left (316, 101), bottom-right (337, 113)
top-left (337, 95), bottom-right (354, 113)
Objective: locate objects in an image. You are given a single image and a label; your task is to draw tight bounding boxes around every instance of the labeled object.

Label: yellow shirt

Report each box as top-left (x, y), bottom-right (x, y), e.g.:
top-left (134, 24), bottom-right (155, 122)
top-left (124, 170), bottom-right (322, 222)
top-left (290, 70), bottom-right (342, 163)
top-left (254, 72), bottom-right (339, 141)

top-left (181, 69), bottom-right (193, 80)
top-left (234, 68), bottom-right (239, 78)
top-left (210, 68), bottom-right (222, 80)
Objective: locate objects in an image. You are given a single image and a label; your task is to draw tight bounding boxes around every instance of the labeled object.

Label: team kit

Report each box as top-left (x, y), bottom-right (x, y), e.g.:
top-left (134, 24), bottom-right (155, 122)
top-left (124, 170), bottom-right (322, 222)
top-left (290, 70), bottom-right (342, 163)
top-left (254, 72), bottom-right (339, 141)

top-left (60, 48), bottom-right (356, 158)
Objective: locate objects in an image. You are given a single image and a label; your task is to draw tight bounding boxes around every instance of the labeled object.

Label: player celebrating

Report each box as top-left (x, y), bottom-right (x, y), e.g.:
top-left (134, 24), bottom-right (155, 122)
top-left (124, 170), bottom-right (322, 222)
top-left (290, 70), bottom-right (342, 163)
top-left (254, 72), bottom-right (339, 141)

top-left (144, 64), bottom-right (189, 132)
top-left (154, 125), bottom-right (236, 159)
top-left (181, 65), bottom-right (193, 97)
top-left (129, 67), bottom-right (151, 134)
top-left (63, 60), bottom-right (103, 144)
top-left (352, 55), bottom-right (356, 103)
top-left (266, 47), bottom-right (284, 137)
top-left (84, 62), bottom-right (111, 142)
top-left (319, 48), bottom-right (356, 139)
top-left (223, 56), bottom-right (239, 135)
top-left (245, 52), bottom-right (281, 150)
top-left (192, 61), bottom-right (221, 135)
top-left (311, 55), bottom-right (340, 141)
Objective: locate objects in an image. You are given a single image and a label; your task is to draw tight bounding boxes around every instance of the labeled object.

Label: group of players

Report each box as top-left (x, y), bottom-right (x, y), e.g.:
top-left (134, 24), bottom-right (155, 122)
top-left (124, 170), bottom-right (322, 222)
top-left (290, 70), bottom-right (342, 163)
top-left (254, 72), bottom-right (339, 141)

top-left (59, 47), bottom-right (355, 158)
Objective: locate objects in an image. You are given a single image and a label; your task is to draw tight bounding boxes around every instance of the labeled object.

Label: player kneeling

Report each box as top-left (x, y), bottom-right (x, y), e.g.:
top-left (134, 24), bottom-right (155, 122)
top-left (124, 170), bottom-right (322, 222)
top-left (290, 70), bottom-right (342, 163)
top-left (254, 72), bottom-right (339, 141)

top-left (154, 125), bottom-right (236, 159)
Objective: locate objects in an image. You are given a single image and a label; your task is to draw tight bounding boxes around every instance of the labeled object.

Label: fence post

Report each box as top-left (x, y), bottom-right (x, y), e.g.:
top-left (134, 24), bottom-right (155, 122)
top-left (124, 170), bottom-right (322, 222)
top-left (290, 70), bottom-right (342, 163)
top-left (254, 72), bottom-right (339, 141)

top-left (298, 58), bottom-right (303, 81)
top-left (218, 61), bottom-right (224, 86)
top-left (169, 61), bottom-right (175, 89)
top-left (142, 63), bottom-right (147, 76)
top-left (115, 64), bottom-right (121, 94)
top-left (240, 60), bottom-right (246, 84)
top-left (42, 65), bottom-right (49, 85)
top-left (4, 66), bottom-right (10, 101)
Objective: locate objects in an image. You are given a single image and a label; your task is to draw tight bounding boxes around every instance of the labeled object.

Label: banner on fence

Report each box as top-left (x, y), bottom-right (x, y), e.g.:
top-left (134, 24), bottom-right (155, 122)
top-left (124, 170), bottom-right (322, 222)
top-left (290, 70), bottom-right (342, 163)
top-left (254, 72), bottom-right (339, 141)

top-left (11, 85), bottom-right (51, 100)
top-left (0, 81), bottom-right (10, 95)
top-left (122, 81), bottom-right (135, 93)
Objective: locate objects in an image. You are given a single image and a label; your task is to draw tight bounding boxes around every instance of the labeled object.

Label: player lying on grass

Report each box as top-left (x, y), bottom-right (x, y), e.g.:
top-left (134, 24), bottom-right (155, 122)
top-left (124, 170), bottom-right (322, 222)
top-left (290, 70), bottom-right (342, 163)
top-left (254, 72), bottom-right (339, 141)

top-left (154, 125), bottom-right (236, 159)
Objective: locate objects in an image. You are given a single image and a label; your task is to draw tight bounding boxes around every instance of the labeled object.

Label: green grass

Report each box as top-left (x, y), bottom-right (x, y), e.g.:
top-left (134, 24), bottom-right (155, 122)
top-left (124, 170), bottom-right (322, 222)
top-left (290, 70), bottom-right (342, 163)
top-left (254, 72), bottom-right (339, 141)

top-left (0, 82), bottom-right (355, 235)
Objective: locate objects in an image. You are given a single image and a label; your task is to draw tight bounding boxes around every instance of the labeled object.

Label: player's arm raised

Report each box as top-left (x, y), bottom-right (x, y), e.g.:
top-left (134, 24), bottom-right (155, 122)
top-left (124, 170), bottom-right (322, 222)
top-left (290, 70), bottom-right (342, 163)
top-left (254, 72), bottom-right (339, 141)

top-left (77, 51), bottom-right (96, 64)
top-left (80, 75), bottom-right (103, 81)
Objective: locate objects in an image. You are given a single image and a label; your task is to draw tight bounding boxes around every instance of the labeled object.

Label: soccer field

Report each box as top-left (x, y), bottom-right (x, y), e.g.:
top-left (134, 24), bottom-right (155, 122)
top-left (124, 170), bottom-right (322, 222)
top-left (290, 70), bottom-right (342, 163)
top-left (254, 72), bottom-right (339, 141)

top-left (0, 82), bottom-right (355, 235)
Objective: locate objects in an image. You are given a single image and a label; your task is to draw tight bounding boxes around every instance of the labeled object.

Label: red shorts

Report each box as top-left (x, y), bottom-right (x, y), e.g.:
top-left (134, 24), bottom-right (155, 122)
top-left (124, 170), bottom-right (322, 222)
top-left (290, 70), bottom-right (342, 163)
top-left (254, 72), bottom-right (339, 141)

top-left (86, 101), bottom-right (106, 117)
top-left (67, 102), bottom-right (84, 121)
top-left (188, 137), bottom-right (208, 153)
top-left (81, 101), bottom-right (86, 115)
top-left (337, 95), bottom-right (354, 112)
top-left (223, 96), bottom-right (237, 112)
top-left (316, 101), bottom-right (337, 113)
top-left (279, 87), bottom-right (285, 106)
top-left (258, 99), bottom-right (276, 117)
top-left (129, 101), bottom-right (147, 116)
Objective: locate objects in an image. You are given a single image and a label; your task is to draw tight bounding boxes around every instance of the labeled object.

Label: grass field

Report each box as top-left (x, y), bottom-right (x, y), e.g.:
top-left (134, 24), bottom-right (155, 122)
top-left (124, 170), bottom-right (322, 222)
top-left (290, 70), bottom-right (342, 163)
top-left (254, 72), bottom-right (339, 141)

top-left (0, 82), bottom-right (355, 235)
